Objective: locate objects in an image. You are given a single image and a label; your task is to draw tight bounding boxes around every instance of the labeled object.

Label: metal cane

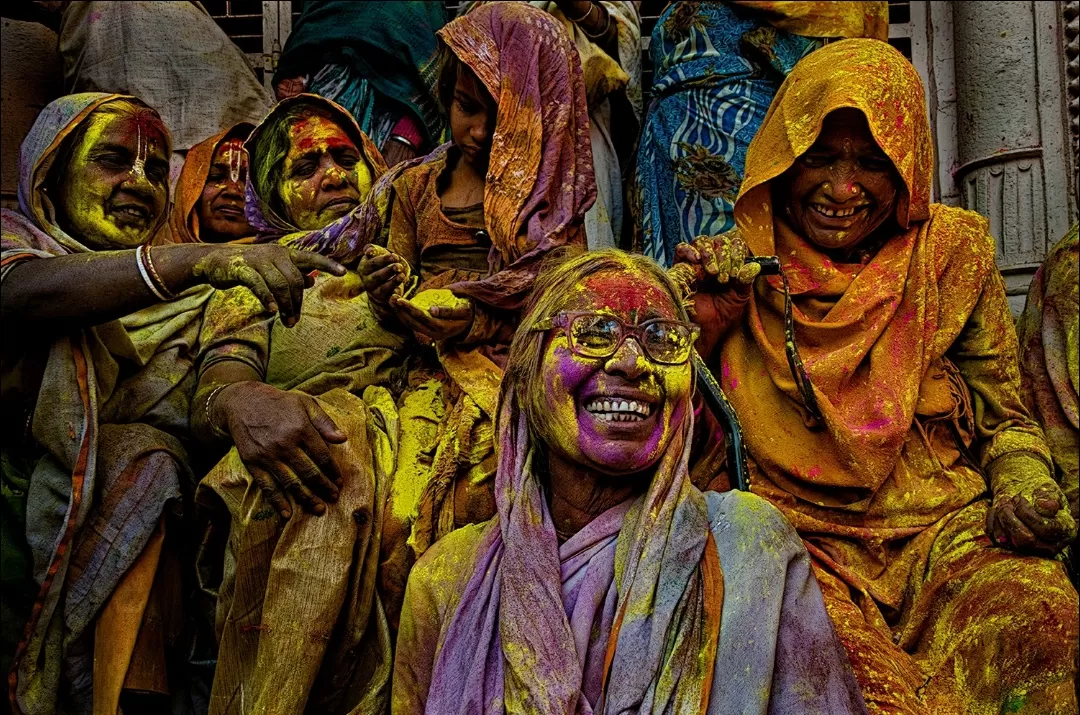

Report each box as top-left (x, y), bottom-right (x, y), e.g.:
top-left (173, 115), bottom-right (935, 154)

top-left (674, 256), bottom-right (781, 492)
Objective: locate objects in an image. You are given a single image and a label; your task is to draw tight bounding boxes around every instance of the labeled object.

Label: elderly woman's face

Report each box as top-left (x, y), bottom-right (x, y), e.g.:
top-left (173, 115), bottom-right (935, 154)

top-left (196, 137), bottom-right (251, 242)
top-left (780, 108), bottom-right (900, 251)
top-left (537, 267), bottom-right (693, 476)
top-left (279, 113), bottom-right (367, 230)
top-left (56, 110), bottom-right (169, 249)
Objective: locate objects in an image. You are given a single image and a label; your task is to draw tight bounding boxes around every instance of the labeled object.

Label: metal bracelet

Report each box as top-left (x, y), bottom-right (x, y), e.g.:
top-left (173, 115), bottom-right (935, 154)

top-left (564, 2), bottom-right (597, 24)
top-left (135, 245), bottom-right (169, 301)
top-left (389, 134), bottom-right (418, 150)
top-left (580, 6), bottom-right (612, 40)
top-left (204, 383), bottom-right (232, 439)
top-left (143, 244), bottom-right (175, 300)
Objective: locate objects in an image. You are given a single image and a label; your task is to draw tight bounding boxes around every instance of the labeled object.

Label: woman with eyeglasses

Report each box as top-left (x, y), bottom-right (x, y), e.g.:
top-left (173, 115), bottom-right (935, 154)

top-left (392, 248), bottom-right (866, 714)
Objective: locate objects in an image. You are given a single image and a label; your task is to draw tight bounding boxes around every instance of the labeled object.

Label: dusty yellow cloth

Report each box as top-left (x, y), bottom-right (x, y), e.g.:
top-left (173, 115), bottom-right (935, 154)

top-left (720, 38), bottom-right (1078, 714)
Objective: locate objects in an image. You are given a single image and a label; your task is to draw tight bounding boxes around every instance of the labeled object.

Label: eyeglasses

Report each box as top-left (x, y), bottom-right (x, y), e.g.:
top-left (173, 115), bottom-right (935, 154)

top-left (533, 311), bottom-right (700, 365)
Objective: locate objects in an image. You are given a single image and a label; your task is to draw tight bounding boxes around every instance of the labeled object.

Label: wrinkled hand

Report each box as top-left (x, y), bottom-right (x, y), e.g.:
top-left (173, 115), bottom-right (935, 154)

top-left (358, 245), bottom-right (409, 304)
top-left (674, 230), bottom-right (761, 288)
top-left (190, 244), bottom-right (345, 327)
top-left (673, 230), bottom-right (760, 358)
top-left (986, 453), bottom-right (1077, 555)
top-left (389, 292), bottom-right (473, 343)
top-left (212, 381), bottom-right (346, 518)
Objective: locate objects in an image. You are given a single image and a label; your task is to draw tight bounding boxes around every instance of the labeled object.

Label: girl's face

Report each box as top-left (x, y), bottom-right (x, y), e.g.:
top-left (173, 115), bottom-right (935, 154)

top-left (278, 114), bottom-right (368, 230)
top-left (56, 110), bottom-right (170, 249)
top-left (449, 66), bottom-right (495, 172)
top-left (536, 267), bottom-right (694, 476)
top-left (196, 138), bottom-right (251, 242)
top-left (778, 108), bottom-right (902, 251)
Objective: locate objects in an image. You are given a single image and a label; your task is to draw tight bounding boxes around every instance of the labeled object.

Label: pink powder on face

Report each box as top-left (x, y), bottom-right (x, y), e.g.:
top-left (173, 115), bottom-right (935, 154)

top-left (581, 271), bottom-right (677, 321)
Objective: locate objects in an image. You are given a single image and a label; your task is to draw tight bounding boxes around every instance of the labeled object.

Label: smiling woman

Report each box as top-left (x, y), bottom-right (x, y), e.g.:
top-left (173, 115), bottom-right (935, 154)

top-left (689, 39), bottom-right (1079, 713)
top-left (0, 93), bottom-right (343, 714)
top-left (392, 249), bottom-right (867, 714)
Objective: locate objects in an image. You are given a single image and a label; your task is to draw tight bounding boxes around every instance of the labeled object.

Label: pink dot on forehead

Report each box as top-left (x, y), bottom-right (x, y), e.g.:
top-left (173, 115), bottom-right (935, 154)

top-left (580, 269), bottom-right (675, 317)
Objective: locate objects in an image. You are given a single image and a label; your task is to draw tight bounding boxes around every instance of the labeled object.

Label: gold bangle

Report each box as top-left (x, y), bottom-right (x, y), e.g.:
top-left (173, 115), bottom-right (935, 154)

top-left (143, 244), bottom-right (175, 300)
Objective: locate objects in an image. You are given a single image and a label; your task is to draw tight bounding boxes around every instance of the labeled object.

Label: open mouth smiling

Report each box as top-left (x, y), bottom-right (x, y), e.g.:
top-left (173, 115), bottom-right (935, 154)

top-left (583, 397), bottom-right (656, 423)
top-left (111, 204), bottom-right (150, 223)
top-left (810, 203), bottom-right (868, 219)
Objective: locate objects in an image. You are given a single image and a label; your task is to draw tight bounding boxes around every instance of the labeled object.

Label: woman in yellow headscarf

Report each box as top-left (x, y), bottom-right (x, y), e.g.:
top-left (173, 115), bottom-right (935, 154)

top-left (681, 39), bottom-right (1078, 714)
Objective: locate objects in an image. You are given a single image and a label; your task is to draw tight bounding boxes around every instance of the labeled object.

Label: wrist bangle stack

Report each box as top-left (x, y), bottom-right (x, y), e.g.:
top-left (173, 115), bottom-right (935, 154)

top-left (136, 244), bottom-right (175, 301)
top-left (389, 134), bottom-right (417, 150)
top-left (204, 383), bottom-right (232, 439)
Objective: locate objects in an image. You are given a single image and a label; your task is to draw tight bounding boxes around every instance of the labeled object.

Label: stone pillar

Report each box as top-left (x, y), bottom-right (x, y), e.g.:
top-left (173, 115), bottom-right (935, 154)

top-left (951, 1), bottom-right (1076, 313)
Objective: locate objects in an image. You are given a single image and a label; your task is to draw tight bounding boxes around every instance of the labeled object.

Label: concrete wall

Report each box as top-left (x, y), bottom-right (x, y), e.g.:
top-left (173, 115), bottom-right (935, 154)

top-left (1, 18), bottom-right (62, 210)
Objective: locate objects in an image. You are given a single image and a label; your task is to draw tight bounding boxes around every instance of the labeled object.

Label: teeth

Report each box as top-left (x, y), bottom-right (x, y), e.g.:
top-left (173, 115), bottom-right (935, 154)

top-left (584, 398), bottom-right (653, 418)
top-left (814, 204), bottom-right (860, 218)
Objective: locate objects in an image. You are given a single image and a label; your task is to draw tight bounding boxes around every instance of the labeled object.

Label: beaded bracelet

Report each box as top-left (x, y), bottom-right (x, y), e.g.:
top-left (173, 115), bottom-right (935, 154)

top-left (135, 245), bottom-right (169, 301)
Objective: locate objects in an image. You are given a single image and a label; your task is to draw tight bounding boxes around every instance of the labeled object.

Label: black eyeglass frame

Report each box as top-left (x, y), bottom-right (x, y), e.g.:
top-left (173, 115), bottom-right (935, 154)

top-left (532, 311), bottom-right (701, 365)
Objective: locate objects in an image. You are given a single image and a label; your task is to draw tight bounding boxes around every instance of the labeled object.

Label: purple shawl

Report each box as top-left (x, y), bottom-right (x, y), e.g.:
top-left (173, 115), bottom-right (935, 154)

top-left (423, 382), bottom-right (720, 714)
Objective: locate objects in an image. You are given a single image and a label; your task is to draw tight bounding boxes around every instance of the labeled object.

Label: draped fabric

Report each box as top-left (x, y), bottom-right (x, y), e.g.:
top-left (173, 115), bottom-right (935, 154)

top-left (193, 94), bottom-right (407, 715)
top-left (393, 352), bottom-right (867, 715)
top-left (460, 1), bottom-right (642, 250)
top-left (59, 2), bottom-right (271, 152)
top-left (274, 1), bottom-right (447, 149)
top-left (1018, 223), bottom-right (1080, 501)
top-left (154, 123), bottom-right (256, 245)
top-left (632, 1), bottom-right (887, 266)
top-left (2, 94), bottom-right (211, 714)
top-left (720, 39), bottom-right (1078, 714)
top-left (1017, 222), bottom-right (1079, 546)
top-left (272, 6), bottom-right (596, 610)
top-left (437, 2), bottom-right (595, 311)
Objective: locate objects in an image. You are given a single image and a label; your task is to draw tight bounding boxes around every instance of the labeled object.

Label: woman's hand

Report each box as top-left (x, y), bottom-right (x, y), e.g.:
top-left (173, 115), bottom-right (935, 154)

top-left (211, 381), bottom-right (347, 519)
top-left (674, 230), bottom-right (761, 289)
top-left (358, 245), bottom-right (408, 304)
top-left (673, 230), bottom-right (761, 359)
top-left (179, 244), bottom-right (345, 327)
top-left (986, 453), bottom-right (1077, 555)
top-left (389, 292), bottom-right (473, 343)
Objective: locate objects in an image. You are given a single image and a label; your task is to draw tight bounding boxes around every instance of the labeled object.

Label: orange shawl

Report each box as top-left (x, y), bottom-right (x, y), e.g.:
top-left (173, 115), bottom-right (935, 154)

top-left (155, 123), bottom-right (255, 245)
top-left (721, 39), bottom-right (996, 507)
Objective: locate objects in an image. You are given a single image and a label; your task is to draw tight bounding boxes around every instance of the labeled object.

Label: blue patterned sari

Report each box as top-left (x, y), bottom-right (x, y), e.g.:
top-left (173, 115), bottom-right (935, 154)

top-left (632, 2), bottom-right (820, 265)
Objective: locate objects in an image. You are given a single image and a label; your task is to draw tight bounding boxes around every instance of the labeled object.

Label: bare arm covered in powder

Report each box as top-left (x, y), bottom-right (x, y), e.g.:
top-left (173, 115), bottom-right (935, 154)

top-left (1, 242), bottom-right (342, 333)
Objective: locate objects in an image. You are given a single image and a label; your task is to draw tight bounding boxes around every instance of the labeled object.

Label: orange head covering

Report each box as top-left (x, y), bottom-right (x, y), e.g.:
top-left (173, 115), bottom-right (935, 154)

top-left (735, 37), bottom-right (933, 247)
top-left (722, 39), bottom-right (995, 506)
top-left (157, 123), bottom-right (255, 244)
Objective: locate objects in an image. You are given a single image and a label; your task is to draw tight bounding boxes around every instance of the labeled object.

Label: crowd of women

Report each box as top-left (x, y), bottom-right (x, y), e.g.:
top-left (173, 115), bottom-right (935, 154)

top-left (1, 2), bottom-right (1077, 714)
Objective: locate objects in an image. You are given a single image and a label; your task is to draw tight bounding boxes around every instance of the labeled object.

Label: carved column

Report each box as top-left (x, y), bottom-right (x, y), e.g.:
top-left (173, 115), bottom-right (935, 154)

top-left (951, 1), bottom-right (1076, 313)
top-left (1065, 1), bottom-right (1079, 193)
